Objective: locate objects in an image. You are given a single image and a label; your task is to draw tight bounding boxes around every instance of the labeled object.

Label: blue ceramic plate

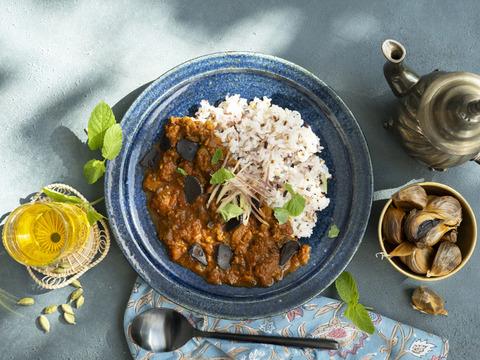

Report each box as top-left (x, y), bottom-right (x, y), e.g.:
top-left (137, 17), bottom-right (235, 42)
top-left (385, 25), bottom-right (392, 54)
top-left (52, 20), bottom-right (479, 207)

top-left (105, 52), bottom-right (373, 319)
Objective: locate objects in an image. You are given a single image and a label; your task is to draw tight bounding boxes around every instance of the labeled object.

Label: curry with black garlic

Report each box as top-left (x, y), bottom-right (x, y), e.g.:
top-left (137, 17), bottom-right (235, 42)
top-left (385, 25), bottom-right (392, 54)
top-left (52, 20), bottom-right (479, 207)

top-left (142, 116), bottom-right (310, 287)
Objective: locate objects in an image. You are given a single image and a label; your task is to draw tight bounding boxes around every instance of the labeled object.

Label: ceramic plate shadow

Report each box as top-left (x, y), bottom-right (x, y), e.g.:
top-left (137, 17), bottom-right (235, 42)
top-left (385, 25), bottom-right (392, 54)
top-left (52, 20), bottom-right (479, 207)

top-left (105, 52), bottom-right (373, 319)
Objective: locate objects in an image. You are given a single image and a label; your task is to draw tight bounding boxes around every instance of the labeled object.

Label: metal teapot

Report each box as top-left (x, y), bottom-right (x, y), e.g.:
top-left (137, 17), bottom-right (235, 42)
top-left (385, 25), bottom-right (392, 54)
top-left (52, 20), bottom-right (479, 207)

top-left (382, 39), bottom-right (480, 170)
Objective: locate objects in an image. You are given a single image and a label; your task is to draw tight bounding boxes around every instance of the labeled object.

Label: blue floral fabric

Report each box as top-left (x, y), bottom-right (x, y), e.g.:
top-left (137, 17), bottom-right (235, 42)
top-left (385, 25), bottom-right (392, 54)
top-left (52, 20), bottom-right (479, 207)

top-left (124, 278), bottom-right (448, 360)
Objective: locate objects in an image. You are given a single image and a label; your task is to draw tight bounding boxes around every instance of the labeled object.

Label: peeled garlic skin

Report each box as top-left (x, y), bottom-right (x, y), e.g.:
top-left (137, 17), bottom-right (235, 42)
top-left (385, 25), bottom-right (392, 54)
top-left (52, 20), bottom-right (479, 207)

top-left (383, 206), bottom-right (406, 245)
top-left (411, 286), bottom-right (448, 316)
top-left (392, 184), bottom-right (428, 211)
top-left (427, 241), bottom-right (462, 277)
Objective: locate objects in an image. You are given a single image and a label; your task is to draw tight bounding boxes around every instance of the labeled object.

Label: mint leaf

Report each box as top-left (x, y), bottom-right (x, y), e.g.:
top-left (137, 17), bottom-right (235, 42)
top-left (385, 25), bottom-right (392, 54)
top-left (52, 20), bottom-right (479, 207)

top-left (335, 271), bottom-right (374, 334)
top-left (284, 183), bottom-right (295, 196)
top-left (335, 271), bottom-right (358, 304)
top-left (345, 302), bottom-right (356, 319)
top-left (210, 168), bottom-right (235, 184)
top-left (42, 187), bottom-right (85, 206)
top-left (84, 102), bottom-right (123, 185)
top-left (274, 184), bottom-right (306, 224)
top-left (352, 303), bottom-right (375, 334)
top-left (211, 148), bottom-right (223, 165)
top-left (328, 224), bottom-right (340, 238)
top-left (218, 203), bottom-right (244, 222)
top-left (84, 159), bottom-right (106, 184)
top-left (101, 123), bottom-right (123, 160)
top-left (274, 207), bottom-right (289, 225)
top-left (42, 188), bottom-right (106, 226)
top-left (284, 194), bottom-right (306, 217)
top-left (85, 207), bottom-right (105, 226)
top-left (87, 102), bottom-right (116, 150)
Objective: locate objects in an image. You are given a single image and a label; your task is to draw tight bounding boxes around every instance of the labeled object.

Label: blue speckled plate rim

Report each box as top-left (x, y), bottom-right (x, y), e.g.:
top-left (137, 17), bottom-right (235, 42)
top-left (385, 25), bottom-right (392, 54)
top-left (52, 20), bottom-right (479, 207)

top-left (105, 51), bottom-right (373, 319)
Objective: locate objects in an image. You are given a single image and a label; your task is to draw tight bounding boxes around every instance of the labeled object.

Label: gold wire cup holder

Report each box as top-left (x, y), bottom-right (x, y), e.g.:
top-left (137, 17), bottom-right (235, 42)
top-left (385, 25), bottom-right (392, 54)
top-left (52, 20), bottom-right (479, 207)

top-left (25, 184), bottom-right (110, 289)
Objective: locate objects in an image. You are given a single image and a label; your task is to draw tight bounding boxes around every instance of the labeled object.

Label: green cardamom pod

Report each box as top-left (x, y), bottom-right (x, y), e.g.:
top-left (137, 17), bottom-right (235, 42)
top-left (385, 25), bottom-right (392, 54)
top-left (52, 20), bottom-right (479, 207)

top-left (39, 315), bottom-right (50, 332)
top-left (49, 259), bottom-right (61, 266)
top-left (61, 303), bottom-right (74, 315)
top-left (43, 305), bottom-right (58, 314)
top-left (69, 288), bottom-right (83, 302)
top-left (75, 295), bottom-right (85, 309)
top-left (64, 312), bottom-right (76, 325)
top-left (59, 262), bottom-right (72, 269)
top-left (54, 267), bottom-right (65, 274)
top-left (71, 280), bottom-right (82, 288)
top-left (18, 298), bottom-right (34, 306)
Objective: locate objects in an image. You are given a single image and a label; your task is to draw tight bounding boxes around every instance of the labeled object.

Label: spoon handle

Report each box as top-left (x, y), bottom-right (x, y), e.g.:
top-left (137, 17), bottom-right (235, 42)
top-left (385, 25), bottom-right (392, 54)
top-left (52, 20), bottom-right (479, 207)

top-left (194, 330), bottom-right (339, 350)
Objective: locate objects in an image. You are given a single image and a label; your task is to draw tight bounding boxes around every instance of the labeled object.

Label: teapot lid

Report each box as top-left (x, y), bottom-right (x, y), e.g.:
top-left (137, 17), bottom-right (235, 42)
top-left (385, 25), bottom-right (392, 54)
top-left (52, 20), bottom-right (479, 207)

top-left (418, 72), bottom-right (480, 156)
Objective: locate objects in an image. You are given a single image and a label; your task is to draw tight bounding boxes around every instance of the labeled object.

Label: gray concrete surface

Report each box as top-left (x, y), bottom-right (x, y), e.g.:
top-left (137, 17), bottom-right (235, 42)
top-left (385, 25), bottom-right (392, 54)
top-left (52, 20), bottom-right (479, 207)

top-left (1, 1), bottom-right (478, 359)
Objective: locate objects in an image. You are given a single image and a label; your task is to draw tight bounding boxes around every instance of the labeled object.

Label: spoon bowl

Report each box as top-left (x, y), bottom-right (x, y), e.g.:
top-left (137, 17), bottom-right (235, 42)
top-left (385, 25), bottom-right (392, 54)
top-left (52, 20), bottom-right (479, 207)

top-left (130, 308), bottom-right (339, 353)
top-left (131, 308), bottom-right (195, 352)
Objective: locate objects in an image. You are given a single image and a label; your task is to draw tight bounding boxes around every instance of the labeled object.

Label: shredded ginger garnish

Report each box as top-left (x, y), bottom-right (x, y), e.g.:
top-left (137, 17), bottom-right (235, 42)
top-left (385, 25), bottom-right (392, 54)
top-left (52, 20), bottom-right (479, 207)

top-left (208, 155), bottom-right (276, 225)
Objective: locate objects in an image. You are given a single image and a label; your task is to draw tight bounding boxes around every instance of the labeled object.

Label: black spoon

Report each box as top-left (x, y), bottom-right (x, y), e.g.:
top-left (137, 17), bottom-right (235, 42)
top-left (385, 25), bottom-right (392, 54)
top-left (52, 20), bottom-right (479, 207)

top-left (130, 308), bottom-right (339, 353)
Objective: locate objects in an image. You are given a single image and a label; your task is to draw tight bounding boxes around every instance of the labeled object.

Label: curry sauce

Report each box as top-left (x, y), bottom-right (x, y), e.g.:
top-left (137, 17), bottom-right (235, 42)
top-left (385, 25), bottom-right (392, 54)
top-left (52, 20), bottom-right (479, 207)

top-left (142, 116), bottom-right (310, 287)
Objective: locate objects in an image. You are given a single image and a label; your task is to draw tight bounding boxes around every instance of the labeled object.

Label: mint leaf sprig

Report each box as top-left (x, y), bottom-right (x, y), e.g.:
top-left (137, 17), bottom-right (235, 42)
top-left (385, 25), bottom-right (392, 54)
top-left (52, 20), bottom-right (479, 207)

top-left (211, 148), bottom-right (223, 165)
top-left (335, 271), bottom-right (375, 334)
top-left (209, 167), bottom-right (244, 222)
top-left (42, 187), bottom-right (105, 226)
top-left (328, 224), bottom-right (340, 238)
top-left (274, 183), bottom-right (306, 225)
top-left (219, 203), bottom-right (244, 222)
top-left (84, 102), bottom-right (123, 184)
top-left (210, 167), bottom-right (235, 184)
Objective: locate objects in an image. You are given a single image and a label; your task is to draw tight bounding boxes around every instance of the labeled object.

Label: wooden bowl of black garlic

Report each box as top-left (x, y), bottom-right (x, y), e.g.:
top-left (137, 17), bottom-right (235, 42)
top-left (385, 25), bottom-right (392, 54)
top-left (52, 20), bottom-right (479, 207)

top-left (378, 182), bottom-right (477, 281)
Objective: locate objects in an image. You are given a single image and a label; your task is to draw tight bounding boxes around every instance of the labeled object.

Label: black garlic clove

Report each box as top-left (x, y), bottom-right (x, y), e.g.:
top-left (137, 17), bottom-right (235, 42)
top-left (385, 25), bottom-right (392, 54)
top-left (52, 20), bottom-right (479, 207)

top-left (279, 241), bottom-right (300, 266)
top-left (176, 138), bottom-right (199, 162)
top-left (417, 218), bottom-right (441, 239)
top-left (189, 244), bottom-right (208, 266)
top-left (184, 176), bottom-right (203, 203)
top-left (217, 243), bottom-right (233, 270)
top-left (159, 132), bottom-right (171, 150)
top-left (140, 147), bottom-right (160, 170)
top-left (225, 214), bottom-right (243, 232)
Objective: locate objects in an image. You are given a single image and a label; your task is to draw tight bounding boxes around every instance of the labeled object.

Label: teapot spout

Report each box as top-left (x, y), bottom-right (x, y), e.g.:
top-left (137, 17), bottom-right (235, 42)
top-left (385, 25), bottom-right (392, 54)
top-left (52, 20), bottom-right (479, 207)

top-left (382, 40), bottom-right (420, 97)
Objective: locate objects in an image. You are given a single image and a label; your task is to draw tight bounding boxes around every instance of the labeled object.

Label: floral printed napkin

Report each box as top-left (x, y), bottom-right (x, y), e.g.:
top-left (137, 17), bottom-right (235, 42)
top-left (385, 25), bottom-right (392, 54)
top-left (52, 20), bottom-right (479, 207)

top-left (124, 278), bottom-right (448, 360)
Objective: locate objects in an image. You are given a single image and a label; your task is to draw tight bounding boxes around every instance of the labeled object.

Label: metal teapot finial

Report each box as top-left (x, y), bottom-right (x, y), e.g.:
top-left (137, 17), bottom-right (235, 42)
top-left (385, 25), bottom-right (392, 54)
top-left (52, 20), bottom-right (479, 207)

top-left (382, 39), bottom-right (480, 170)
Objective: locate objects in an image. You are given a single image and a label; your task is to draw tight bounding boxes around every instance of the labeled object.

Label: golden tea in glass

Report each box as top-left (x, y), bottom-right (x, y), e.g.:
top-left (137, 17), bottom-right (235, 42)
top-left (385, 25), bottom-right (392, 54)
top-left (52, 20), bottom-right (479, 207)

top-left (2, 202), bottom-right (90, 267)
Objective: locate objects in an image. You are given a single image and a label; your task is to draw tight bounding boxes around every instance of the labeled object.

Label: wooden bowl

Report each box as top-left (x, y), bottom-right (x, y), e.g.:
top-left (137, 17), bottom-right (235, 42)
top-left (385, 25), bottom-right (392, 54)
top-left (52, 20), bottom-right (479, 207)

top-left (378, 182), bottom-right (477, 280)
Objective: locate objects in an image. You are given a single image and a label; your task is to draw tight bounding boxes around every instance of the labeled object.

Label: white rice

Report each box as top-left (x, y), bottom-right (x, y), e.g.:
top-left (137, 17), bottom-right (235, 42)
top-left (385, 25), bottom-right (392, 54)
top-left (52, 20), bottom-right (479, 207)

top-left (195, 94), bottom-right (330, 238)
